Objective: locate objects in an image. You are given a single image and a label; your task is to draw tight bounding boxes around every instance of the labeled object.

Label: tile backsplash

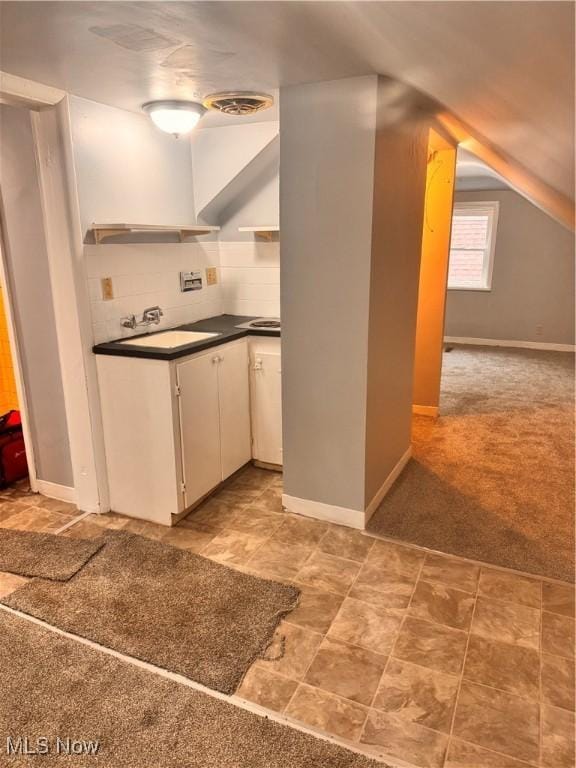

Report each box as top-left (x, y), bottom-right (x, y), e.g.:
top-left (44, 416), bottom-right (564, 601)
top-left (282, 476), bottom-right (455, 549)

top-left (85, 242), bottom-right (222, 344)
top-left (86, 240), bottom-right (280, 344)
top-left (219, 241), bottom-right (280, 318)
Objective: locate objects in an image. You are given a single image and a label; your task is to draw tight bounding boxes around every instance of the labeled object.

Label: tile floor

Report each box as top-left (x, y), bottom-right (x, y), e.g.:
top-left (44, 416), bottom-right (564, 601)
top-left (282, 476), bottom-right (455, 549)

top-left (1, 466), bottom-right (574, 768)
top-left (0, 478), bottom-right (78, 532)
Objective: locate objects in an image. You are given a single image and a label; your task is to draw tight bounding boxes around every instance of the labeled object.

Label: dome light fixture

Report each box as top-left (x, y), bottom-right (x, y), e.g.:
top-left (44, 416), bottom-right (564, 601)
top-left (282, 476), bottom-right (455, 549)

top-left (142, 100), bottom-right (206, 137)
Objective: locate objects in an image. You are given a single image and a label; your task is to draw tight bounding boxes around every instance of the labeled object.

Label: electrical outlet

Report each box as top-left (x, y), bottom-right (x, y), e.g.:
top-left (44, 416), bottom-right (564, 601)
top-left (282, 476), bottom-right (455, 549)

top-left (535, 324), bottom-right (544, 337)
top-left (206, 267), bottom-right (218, 286)
top-left (101, 277), bottom-right (114, 301)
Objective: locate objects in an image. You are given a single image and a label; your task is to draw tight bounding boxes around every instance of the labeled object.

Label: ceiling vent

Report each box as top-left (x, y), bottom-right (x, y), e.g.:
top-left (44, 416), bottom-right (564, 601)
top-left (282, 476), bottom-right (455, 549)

top-left (203, 92), bottom-right (274, 116)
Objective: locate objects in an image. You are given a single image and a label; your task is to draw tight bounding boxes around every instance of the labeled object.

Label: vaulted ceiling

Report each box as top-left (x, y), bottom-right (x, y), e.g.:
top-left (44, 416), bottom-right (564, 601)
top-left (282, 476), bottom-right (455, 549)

top-left (1, 2), bottom-right (573, 217)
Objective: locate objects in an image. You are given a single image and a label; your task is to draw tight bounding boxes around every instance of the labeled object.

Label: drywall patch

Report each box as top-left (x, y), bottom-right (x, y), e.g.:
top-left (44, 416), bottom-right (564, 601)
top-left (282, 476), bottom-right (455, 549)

top-left (161, 44), bottom-right (236, 75)
top-left (89, 24), bottom-right (180, 52)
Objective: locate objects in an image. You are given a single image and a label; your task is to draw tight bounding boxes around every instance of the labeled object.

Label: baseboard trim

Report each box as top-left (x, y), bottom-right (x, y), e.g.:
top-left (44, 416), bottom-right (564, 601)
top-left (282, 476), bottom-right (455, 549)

top-left (36, 480), bottom-right (77, 505)
top-left (281, 494), bottom-right (365, 530)
top-left (364, 446), bottom-right (412, 523)
top-left (282, 447), bottom-right (412, 530)
top-left (444, 336), bottom-right (575, 353)
top-left (412, 405), bottom-right (439, 417)
top-left (253, 460), bottom-right (283, 473)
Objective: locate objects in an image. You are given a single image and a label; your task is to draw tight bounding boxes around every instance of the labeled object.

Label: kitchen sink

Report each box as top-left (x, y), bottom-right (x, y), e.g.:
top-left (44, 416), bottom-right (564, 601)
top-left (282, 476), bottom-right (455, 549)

top-left (119, 330), bottom-right (220, 348)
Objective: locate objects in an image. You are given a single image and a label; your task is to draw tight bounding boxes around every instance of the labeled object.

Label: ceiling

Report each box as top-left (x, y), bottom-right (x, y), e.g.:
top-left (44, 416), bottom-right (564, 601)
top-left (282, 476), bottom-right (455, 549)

top-left (0, 1), bottom-right (573, 204)
top-left (456, 148), bottom-right (510, 192)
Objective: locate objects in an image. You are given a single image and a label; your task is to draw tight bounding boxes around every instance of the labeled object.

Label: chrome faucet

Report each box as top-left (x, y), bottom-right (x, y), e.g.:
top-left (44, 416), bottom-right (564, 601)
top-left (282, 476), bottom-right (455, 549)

top-left (121, 306), bottom-right (164, 330)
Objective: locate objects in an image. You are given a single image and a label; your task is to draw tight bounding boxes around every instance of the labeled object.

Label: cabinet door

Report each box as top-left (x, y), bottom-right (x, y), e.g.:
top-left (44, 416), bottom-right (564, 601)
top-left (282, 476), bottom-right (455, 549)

top-left (177, 352), bottom-right (221, 508)
top-left (250, 352), bottom-right (283, 465)
top-left (217, 341), bottom-right (251, 479)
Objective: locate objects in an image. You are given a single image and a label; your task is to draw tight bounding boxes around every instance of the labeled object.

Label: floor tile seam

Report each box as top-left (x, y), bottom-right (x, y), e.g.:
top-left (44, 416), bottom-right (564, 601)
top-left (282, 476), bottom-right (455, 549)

top-left (309, 545), bottom-right (372, 569)
top-left (448, 735), bottom-right (539, 768)
top-left (475, 589), bottom-right (543, 613)
top-left (541, 608), bottom-right (576, 625)
top-left (315, 530), bottom-right (377, 566)
top-left (417, 575), bottom-right (479, 596)
top-left (243, 530), bottom-right (319, 573)
top-left (288, 542), bottom-right (338, 587)
top-left (458, 674), bottom-right (542, 705)
top-left (406, 580), bottom-right (476, 633)
top-left (225, 515), bottom-right (285, 538)
top-left (363, 530), bottom-right (574, 588)
top-left (53, 510), bottom-right (98, 536)
top-left (322, 627), bottom-right (406, 660)
top-left (279, 681), bottom-right (371, 743)
top-left (446, 587), bottom-right (480, 761)
top-left (362, 705), bottom-right (458, 765)
top-left (357, 556), bottom-right (428, 748)
top-left (291, 631), bottom-right (390, 715)
top-left (198, 516), bottom-right (274, 561)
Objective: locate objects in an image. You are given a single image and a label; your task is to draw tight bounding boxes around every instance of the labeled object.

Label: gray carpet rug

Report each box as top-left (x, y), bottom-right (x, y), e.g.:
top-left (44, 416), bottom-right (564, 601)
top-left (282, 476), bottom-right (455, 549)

top-left (368, 346), bottom-right (575, 582)
top-left (1, 530), bottom-right (300, 694)
top-left (0, 610), bottom-right (386, 767)
top-left (0, 529), bottom-right (104, 580)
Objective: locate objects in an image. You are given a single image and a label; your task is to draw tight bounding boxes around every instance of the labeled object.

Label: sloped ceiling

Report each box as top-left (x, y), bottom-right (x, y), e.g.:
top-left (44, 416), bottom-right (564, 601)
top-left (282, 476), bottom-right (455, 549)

top-left (456, 148), bottom-right (510, 192)
top-left (0, 1), bottom-right (573, 210)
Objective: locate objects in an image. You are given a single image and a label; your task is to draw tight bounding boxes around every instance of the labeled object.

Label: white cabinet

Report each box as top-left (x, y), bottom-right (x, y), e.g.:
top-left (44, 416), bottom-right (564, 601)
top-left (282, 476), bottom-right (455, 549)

top-left (96, 338), bottom-right (251, 525)
top-left (177, 352), bottom-right (221, 509)
top-left (177, 343), bottom-right (251, 507)
top-left (216, 342), bottom-right (252, 479)
top-left (249, 337), bottom-right (283, 467)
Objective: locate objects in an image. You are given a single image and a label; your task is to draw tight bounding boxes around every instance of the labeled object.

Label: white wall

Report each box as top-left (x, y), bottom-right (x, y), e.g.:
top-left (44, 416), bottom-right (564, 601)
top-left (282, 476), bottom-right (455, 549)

top-left (190, 120), bottom-right (280, 318)
top-left (191, 122), bottom-right (278, 226)
top-left (69, 96), bottom-right (196, 236)
top-left (65, 97), bottom-right (222, 344)
top-left (445, 189), bottom-right (575, 345)
top-left (219, 242), bottom-right (280, 318)
top-left (0, 104), bottom-right (74, 487)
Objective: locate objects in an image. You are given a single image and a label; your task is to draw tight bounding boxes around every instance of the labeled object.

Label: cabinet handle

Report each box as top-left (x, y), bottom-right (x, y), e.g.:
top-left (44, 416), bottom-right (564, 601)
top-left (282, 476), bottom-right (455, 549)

top-left (212, 355), bottom-right (223, 364)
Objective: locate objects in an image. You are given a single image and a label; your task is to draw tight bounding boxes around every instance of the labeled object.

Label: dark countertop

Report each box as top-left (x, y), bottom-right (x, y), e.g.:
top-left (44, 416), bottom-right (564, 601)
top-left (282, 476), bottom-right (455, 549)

top-left (92, 314), bottom-right (280, 361)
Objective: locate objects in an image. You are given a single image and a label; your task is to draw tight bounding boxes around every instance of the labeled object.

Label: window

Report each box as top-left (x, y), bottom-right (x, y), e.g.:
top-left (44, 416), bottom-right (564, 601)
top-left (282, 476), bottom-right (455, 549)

top-left (448, 202), bottom-right (499, 290)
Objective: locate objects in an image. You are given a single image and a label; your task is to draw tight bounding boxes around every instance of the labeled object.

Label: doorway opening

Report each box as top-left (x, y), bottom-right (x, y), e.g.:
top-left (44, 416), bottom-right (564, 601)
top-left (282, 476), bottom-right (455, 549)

top-left (368, 146), bottom-right (575, 582)
top-left (0, 102), bottom-right (80, 531)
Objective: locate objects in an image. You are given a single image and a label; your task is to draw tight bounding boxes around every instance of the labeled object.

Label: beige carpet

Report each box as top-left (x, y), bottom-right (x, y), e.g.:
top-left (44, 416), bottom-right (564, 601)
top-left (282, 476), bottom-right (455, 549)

top-left (368, 346), bottom-right (575, 582)
top-left (1, 530), bottom-right (300, 693)
top-left (0, 529), bottom-right (104, 580)
top-left (0, 611), bottom-right (385, 768)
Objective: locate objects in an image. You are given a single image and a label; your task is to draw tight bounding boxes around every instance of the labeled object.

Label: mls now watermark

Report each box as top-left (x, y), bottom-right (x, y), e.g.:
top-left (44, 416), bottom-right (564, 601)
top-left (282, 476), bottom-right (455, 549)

top-left (6, 736), bottom-right (100, 757)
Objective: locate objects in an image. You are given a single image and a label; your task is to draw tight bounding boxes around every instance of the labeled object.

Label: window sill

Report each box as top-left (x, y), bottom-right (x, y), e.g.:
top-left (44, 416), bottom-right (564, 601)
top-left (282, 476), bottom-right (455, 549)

top-left (447, 286), bottom-right (492, 292)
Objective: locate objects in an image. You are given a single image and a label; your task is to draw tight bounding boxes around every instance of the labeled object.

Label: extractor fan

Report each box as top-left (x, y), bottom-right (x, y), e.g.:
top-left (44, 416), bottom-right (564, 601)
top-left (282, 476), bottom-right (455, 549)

top-left (203, 91), bottom-right (274, 116)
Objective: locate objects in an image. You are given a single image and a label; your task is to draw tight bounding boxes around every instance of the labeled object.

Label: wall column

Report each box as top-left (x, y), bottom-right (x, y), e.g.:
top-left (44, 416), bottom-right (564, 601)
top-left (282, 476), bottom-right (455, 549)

top-left (280, 76), bottom-right (430, 528)
top-left (413, 130), bottom-right (457, 416)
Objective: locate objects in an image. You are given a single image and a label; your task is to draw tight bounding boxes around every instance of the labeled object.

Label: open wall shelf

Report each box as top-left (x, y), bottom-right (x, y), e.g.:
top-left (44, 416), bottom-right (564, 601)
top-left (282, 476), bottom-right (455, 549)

top-left (238, 226), bottom-right (279, 241)
top-left (89, 223), bottom-right (220, 244)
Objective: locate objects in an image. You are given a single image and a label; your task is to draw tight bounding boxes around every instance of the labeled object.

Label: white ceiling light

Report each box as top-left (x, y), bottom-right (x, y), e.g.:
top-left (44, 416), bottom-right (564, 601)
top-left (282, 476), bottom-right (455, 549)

top-left (142, 100), bottom-right (206, 137)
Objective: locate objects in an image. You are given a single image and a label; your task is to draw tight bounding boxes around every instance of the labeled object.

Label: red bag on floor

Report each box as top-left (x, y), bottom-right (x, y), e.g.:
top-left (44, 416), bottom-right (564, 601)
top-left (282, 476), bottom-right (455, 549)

top-left (0, 410), bottom-right (28, 486)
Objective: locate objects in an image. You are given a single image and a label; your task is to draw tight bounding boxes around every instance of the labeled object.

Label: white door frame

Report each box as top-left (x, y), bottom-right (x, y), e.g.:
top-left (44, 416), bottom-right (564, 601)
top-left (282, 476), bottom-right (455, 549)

top-left (0, 226), bottom-right (39, 492)
top-left (0, 72), bottom-right (109, 512)
top-left (0, 72), bottom-right (66, 494)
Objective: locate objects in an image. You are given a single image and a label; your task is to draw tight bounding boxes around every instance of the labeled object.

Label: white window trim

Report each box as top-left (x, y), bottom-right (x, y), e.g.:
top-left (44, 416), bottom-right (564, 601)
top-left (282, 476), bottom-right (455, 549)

top-left (448, 201), bottom-right (499, 292)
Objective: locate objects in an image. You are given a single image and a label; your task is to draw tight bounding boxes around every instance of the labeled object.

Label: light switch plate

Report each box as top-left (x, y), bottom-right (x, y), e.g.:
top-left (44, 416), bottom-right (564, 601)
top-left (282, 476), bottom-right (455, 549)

top-left (206, 267), bottom-right (218, 286)
top-left (101, 277), bottom-right (114, 300)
